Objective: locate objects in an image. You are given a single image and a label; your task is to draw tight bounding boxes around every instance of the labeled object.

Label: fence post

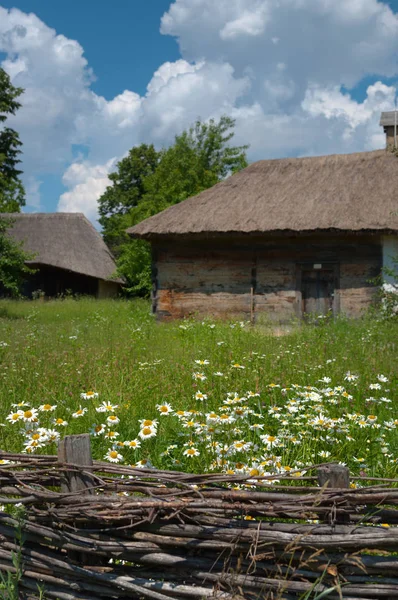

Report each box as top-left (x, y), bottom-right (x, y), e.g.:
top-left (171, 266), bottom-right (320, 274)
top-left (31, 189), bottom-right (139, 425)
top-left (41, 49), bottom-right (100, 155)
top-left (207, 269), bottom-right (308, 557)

top-left (317, 463), bottom-right (350, 524)
top-left (58, 434), bottom-right (96, 565)
top-left (58, 433), bottom-right (94, 494)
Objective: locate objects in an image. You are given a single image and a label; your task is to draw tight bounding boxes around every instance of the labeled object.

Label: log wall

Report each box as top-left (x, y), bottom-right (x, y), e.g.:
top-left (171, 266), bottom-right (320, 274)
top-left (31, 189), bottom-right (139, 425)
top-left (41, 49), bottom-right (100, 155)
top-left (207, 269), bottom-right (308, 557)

top-left (152, 234), bottom-right (382, 321)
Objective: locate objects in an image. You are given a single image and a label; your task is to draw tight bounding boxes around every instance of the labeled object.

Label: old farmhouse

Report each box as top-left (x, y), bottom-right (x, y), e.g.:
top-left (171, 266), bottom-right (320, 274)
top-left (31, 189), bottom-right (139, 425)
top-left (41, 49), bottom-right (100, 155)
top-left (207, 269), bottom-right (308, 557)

top-left (6, 213), bottom-right (122, 298)
top-left (128, 120), bottom-right (398, 322)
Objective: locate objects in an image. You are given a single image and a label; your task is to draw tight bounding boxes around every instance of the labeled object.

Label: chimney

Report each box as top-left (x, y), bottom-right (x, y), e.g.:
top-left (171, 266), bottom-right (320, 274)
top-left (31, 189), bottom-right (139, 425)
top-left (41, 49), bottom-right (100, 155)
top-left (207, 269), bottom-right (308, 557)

top-left (380, 111), bottom-right (398, 149)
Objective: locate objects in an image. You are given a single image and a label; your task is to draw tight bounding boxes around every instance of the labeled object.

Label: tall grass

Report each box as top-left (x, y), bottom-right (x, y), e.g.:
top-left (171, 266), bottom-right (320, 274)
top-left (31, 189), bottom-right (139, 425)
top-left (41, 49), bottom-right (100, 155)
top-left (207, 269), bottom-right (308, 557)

top-left (0, 298), bottom-right (396, 479)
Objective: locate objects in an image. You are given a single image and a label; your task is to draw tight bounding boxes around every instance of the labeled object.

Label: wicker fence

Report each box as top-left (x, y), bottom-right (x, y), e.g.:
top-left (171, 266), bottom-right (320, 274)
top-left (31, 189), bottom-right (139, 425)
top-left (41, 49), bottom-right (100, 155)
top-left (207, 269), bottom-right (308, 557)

top-left (1, 434), bottom-right (398, 599)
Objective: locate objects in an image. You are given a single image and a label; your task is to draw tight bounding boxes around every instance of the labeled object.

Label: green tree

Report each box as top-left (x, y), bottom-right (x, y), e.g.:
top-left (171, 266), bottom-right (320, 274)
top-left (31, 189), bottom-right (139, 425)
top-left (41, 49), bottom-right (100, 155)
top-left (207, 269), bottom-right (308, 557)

top-left (99, 116), bottom-right (248, 295)
top-left (0, 217), bottom-right (35, 297)
top-left (98, 144), bottom-right (160, 253)
top-left (0, 68), bottom-right (25, 212)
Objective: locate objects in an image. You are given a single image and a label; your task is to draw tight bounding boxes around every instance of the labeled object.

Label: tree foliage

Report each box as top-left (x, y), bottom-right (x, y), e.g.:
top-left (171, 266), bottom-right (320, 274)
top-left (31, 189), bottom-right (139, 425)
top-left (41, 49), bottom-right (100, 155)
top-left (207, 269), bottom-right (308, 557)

top-left (99, 116), bottom-right (248, 295)
top-left (0, 68), bottom-right (25, 212)
top-left (0, 217), bottom-right (35, 297)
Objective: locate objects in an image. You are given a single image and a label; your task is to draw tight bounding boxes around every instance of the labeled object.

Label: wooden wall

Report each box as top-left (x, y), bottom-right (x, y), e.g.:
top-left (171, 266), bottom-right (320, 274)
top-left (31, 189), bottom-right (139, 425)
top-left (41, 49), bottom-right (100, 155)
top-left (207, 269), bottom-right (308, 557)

top-left (152, 235), bottom-right (382, 321)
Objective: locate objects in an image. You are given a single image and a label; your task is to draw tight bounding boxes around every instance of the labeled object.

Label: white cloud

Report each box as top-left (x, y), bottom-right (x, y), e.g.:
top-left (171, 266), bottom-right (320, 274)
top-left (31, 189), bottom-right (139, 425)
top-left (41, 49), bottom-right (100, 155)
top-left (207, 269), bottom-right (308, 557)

top-left (58, 159), bottom-right (117, 225)
top-left (0, 1), bottom-right (398, 222)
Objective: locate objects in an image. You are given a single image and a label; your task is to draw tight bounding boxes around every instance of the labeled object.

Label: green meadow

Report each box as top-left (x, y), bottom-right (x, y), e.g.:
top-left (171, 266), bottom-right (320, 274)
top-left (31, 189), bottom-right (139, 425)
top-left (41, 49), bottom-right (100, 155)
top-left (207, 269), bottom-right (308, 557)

top-left (0, 298), bottom-right (397, 480)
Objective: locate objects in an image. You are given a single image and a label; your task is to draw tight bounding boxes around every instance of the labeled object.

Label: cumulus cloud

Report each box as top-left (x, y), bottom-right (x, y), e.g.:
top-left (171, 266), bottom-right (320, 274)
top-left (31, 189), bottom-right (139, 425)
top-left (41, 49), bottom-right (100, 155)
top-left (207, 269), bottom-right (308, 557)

top-left (58, 159), bottom-right (117, 225)
top-left (0, 1), bottom-right (397, 222)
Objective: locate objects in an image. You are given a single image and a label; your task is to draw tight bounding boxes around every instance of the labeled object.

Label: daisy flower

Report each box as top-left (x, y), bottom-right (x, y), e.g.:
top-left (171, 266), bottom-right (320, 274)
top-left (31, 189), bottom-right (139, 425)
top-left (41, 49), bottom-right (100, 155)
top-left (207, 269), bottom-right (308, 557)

top-left (183, 447), bottom-right (200, 458)
top-left (231, 363), bottom-right (245, 369)
top-left (104, 449), bottom-right (123, 463)
top-left (124, 439), bottom-right (141, 449)
top-left (106, 415), bottom-right (120, 426)
top-left (138, 419), bottom-right (158, 429)
top-left (23, 439), bottom-right (43, 452)
top-left (377, 374), bottom-right (388, 383)
top-left (81, 391), bottom-right (99, 400)
top-left (194, 391), bottom-right (207, 401)
top-left (193, 372), bottom-right (207, 381)
top-left (96, 402), bottom-right (119, 413)
top-left (104, 431), bottom-right (119, 439)
top-left (39, 403), bottom-right (57, 412)
top-left (195, 359), bottom-right (209, 365)
top-left (11, 402), bottom-right (28, 409)
top-left (72, 407), bottom-right (87, 418)
top-left (156, 403), bottom-right (173, 415)
top-left (138, 426), bottom-right (157, 440)
top-left (53, 418), bottom-right (68, 427)
top-left (133, 459), bottom-right (154, 469)
top-left (21, 408), bottom-right (39, 423)
top-left (45, 430), bottom-right (60, 443)
top-left (6, 411), bottom-right (23, 424)
top-left (90, 423), bottom-right (106, 436)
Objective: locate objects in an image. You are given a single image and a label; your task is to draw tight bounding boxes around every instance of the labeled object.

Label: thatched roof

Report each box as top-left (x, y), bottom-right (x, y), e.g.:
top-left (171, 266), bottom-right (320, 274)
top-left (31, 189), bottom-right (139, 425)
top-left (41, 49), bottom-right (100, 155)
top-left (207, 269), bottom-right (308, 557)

top-left (380, 112), bottom-right (398, 126)
top-left (5, 213), bottom-right (122, 282)
top-left (127, 150), bottom-right (398, 239)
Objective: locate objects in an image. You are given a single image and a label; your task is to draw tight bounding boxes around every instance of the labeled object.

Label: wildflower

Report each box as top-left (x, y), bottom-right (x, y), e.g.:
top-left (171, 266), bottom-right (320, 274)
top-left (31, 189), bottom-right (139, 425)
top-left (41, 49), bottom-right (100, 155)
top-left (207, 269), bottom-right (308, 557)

top-left (138, 419), bottom-right (158, 429)
top-left (194, 391), bottom-right (207, 401)
top-left (319, 377), bottom-right (331, 383)
top-left (53, 418), bottom-right (68, 427)
top-left (231, 363), bottom-right (245, 369)
top-left (206, 412), bottom-right (219, 422)
top-left (156, 403), bottom-right (173, 415)
top-left (377, 374), bottom-right (388, 383)
top-left (104, 431), bottom-right (119, 439)
top-left (369, 383), bottom-right (382, 390)
top-left (81, 391), bottom-right (99, 400)
top-left (104, 449), bottom-right (123, 463)
top-left (6, 411), bottom-right (23, 424)
top-left (106, 415), bottom-right (120, 426)
top-left (260, 434), bottom-right (281, 448)
top-left (91, 424), bottom-right (106, 436)
top-left (214, 372), bottom-right (224, 376)
top-left (193, 372), bottom-right (207, 381)
top-left (45, 429), bottom-right (60, 443)
top-left (183, 447), bottom-right (200, 458)
top-left (39, 403), bottom-right (57, 412)
top-left (11, 402), bottom-right (28, 408)
top-left (139, 426), bottom-right (157, 440)
top-left (133, 459), bottom-right (154, 469)
top-left (96, 402), bottom-right (119, 413)
top-left (231, 440), bottom-right (251, 452)
top-left (318, 450), bottom-right (331, 458)
top-left (72, 407), bottom-right (87, 418)
top-left (195, 359), bottom-right (209, 365)
top-left (23, 439), bottom-right (44, 451)
top-left (344, 372), bottom-right (359, 382)
top-left (21, 408), bottom-right (38, 423)
top-left (124, 439), bottom-right (141, 449)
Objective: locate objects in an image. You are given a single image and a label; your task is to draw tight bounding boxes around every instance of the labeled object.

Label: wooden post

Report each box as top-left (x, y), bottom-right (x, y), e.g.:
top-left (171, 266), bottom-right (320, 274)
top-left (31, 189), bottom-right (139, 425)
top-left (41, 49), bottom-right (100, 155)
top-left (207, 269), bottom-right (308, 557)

top-left (58, 433), bottom-right (94, 494)
top-left (58, 434), bottom-right (96, 565)
top-left (317, 463), bottom-right (350, 524)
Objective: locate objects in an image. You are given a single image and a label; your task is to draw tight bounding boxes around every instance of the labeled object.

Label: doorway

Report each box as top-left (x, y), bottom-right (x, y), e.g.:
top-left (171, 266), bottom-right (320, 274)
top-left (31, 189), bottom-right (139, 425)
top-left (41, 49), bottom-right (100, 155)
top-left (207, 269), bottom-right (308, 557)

top-left (299, 264), bottom-right (339, 317)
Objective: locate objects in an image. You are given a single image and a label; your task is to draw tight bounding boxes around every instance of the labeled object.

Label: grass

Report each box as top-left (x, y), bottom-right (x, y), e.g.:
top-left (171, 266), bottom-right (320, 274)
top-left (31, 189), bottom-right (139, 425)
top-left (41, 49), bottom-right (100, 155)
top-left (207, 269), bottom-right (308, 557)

top-left (0, 297), bottom-right (397, 479)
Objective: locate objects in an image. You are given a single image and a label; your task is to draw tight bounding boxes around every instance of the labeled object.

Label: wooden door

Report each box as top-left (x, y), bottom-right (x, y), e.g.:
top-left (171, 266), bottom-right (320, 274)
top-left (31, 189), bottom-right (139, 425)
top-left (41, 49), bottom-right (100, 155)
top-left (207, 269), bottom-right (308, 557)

top-left (301, 268), bottom-right (335, 316)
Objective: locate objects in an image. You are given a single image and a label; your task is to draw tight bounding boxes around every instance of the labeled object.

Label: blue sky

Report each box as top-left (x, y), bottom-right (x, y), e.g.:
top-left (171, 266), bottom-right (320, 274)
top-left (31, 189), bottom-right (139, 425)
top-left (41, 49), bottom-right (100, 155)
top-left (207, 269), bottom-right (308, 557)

top-left (1, 0), bottom-right (398, 223)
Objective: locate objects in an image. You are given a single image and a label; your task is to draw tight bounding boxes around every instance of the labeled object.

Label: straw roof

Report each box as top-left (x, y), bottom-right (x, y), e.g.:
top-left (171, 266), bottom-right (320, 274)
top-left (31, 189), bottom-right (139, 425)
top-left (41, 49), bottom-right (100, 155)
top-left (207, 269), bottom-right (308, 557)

top-left (5, 213), bottom-right (122, 282)
top-left (127, 150), bottom-right (398, 238)
top-left (380, 112), bottom-right (398, 126)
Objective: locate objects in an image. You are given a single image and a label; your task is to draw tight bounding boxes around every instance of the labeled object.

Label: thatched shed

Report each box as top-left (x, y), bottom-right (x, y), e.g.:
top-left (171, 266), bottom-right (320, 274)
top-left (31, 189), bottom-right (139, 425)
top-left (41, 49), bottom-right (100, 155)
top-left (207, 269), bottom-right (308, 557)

top-left (6, 213), bottom-right (122, 298)
top-left (128, 123), bottom-right (398, 322)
